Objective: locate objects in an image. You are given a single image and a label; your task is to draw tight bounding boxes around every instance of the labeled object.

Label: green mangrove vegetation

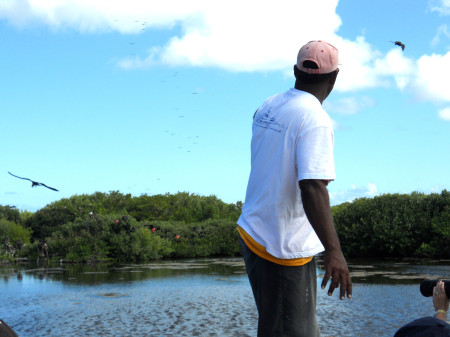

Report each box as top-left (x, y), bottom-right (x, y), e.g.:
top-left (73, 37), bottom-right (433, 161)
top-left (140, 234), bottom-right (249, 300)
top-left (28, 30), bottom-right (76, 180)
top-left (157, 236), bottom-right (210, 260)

top-left (332, 190), bottom-right (450, 258)
top-left (1, 190), bottom-right (449, 263)
top-left (1, 192), bottom-right (242, 263)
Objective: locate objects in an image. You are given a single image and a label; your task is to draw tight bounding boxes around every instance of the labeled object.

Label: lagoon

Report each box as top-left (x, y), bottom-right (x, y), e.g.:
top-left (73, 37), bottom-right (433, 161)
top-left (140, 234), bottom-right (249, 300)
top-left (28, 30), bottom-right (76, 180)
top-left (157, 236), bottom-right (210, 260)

top-left (0, 257), bottom-right (449, 337)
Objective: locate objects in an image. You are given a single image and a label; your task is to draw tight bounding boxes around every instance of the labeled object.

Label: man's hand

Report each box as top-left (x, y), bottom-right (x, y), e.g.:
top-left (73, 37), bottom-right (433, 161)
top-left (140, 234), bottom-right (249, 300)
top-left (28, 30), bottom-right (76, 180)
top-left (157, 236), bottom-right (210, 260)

top-left (321, 249), bottom-right (352, 300)
top-left (299, 179), bottom-right (352, 300)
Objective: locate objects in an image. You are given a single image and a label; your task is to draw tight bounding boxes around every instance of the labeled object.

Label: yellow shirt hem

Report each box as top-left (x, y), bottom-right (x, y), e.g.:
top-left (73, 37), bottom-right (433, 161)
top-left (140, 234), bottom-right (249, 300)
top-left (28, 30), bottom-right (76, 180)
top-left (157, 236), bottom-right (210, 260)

top-left (237, 226), bottom-right (313, 267)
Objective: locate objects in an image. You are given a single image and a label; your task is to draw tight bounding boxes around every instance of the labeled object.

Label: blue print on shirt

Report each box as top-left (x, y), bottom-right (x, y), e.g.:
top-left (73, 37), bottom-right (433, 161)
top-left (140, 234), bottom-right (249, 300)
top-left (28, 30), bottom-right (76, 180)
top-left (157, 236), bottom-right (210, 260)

top-left (254, 108), bottom-right (287, 134)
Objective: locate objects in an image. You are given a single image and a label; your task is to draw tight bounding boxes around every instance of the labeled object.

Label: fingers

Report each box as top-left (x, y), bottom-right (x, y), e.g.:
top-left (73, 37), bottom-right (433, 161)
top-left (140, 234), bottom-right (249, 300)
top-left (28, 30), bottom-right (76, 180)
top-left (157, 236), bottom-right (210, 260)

top-left (433, 281), bottom-right (450, 310)
top-left (347, 276), bottom-right (353, 298)
top-left (341, 274), bottom-right (352, 299)
top-left (434, 281), bottom-right (444, 295)
top-left (339, 278), bottom-right (346, 300)
top-left (328, 274), bottom-right (352, 300)
top-left (327, 282), bottom-right (336, 297)
top-left (327, 269), bottom-right (340, 297)
top-left (323, 269), bottom-right (352, 300)
top-left (321, 270), bottom-right (331, 291)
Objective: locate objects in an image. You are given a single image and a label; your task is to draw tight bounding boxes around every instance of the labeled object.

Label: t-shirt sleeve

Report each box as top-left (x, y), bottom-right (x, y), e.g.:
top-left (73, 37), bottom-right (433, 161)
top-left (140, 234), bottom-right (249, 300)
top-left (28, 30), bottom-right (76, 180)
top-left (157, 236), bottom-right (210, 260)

top-left (296, 126), bottom-right (336, 181)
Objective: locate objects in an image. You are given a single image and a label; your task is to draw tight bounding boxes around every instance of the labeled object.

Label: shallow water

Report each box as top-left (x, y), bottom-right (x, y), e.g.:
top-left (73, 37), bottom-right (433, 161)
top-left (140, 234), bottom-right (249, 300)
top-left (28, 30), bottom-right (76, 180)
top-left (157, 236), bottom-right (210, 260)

top-left (0, 257), bottom-right (449, 337)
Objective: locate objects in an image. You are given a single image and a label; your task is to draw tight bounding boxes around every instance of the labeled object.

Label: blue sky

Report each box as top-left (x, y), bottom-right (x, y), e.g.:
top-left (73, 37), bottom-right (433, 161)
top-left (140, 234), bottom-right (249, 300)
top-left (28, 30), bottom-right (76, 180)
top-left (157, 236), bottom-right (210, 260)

top-left (1, 0), bottom-right (450, 212)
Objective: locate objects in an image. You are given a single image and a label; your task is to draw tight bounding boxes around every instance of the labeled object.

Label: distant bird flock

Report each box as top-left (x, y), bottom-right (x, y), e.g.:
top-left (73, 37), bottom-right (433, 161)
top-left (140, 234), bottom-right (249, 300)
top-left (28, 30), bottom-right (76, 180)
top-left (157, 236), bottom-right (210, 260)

top-left (6, 37), bottom-right (406, 197)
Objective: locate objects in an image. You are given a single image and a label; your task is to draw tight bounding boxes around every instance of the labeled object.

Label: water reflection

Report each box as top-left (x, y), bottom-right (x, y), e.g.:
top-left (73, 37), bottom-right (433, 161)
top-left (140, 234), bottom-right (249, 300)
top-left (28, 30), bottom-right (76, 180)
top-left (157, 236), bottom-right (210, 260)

top-left (1, 257), bottom-right (448, 286)
top-left (340, 258), bottom-right (450, 284)
top-left (1, 258), bottom-right (248, 285)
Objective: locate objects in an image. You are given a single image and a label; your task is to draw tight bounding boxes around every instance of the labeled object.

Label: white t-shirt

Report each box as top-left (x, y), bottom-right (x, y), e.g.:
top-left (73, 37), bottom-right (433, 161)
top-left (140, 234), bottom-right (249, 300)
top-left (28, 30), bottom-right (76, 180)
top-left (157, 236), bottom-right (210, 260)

top-left (237, 88), bottom-right (335, 259)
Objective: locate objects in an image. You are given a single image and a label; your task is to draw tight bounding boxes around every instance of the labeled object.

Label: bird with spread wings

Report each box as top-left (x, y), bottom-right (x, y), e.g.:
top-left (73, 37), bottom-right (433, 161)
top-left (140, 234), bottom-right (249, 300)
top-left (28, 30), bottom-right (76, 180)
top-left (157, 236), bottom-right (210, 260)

top-left (8, 172), bottom-right (59, 191)
top-left (390, 41), bottom-right (405, 51)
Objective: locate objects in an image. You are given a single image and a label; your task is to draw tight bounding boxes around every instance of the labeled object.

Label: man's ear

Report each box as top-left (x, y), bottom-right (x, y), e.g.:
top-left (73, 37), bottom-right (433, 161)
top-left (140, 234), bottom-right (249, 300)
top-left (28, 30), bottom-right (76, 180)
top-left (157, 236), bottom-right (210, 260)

top-left (329, 69), bottom-right (339, 87)
top-left (332, 68), bottom-right (339, 81)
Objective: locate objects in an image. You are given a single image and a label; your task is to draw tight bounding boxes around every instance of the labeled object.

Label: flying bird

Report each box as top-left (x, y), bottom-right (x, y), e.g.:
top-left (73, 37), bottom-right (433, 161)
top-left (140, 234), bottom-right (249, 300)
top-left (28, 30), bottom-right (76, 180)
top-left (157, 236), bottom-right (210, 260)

top-left (390, 41), bottom-right (405, 51)
top-left (8, 172), bottom-right (59, 191)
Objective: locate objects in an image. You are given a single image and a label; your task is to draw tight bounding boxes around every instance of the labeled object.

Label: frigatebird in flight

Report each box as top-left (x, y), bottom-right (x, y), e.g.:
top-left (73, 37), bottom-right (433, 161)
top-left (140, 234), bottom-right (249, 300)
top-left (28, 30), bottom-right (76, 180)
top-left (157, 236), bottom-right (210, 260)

top-left (390, 41), bottom-right (405, 51)
top-left (8, 172), bottom-right (59, 191)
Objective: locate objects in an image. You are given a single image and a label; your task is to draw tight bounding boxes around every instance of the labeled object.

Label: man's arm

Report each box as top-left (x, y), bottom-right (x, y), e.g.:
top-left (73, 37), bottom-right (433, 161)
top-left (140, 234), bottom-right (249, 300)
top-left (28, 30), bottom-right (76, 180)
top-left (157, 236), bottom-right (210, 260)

top-left (299, 179), bottom-right (352, 300)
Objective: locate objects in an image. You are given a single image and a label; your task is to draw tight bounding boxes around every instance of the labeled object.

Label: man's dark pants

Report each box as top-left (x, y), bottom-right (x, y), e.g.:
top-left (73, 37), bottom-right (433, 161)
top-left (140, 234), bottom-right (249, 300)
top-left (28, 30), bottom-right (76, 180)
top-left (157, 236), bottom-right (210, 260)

top-left (240, 238), bottom-right (320, 337)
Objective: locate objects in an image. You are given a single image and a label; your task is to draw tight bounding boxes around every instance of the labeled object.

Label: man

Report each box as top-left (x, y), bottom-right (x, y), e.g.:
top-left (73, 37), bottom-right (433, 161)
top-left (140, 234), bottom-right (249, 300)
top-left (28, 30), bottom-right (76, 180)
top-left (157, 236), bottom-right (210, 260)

top-left (237, 40), bottom-right (352, 337)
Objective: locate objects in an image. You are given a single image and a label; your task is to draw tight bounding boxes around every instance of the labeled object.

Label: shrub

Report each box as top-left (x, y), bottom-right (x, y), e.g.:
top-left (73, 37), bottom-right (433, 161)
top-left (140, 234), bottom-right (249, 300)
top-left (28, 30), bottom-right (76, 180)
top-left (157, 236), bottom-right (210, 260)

top-left (332, 191), bottom-right (450, 258)
top-left (0, 219), bottom-right (32, 250)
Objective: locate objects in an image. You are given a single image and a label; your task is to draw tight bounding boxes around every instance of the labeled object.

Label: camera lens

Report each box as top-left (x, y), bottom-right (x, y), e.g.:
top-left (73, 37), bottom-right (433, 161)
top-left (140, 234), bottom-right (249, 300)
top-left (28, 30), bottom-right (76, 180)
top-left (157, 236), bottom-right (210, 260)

top-left (420, 279), bottom-right (450, 299)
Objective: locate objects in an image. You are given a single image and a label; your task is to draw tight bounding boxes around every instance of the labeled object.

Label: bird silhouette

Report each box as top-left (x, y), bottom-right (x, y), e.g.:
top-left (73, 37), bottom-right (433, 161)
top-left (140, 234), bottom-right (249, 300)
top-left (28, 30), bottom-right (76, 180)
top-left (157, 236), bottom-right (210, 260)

top-left (8, 172), bottom-right (59, 191)
top-left (390, 41), bottom-right (405, 51)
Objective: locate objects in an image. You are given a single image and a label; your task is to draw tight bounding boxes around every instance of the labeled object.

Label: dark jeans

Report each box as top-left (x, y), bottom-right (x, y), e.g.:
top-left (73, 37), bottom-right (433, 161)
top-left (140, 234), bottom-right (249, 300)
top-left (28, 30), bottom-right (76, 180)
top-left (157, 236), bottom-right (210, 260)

top-left (240, 238), bottom-right (320, 337)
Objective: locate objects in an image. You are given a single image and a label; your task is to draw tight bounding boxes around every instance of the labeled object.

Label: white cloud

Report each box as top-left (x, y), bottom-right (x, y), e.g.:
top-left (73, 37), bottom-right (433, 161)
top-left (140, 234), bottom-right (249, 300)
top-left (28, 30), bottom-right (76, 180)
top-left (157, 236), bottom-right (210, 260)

top-left (429, 0), bottom-right (450, 15)
top-left (116, 47), bottom-right (160, 69)
top-left (325, 96), bottom-right (375, 115)
top-left (0, 0), bottom-right (378, 88)
top-left (0, 0), bottom-right (201, 32)
top-left (2, 0), bottom-right (450, 110)
top-left (373, 49), bottom-right (415, 89)
top-left (329, 183), bottom-right (378, 205)
top-left (431, 24), bottom-right (450, 46)
top-left (152, 0), bottom-right (343, 72)
top-left (438, 107), bottom-right (450, 120)
top-left (0, 0), bottom-right (342, 71)
top-left (332, 36), bottom-right (385, 91)
top-left (409, 51), bottom-right (450, 102)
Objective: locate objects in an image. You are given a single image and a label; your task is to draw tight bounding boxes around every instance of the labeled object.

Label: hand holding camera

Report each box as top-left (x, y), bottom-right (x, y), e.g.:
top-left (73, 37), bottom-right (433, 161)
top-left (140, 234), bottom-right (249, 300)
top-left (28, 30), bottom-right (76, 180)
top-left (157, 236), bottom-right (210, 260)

top-left (420, 279), bottom-right (449, 322)
top-left (420, 279), bottom-right (450, 299)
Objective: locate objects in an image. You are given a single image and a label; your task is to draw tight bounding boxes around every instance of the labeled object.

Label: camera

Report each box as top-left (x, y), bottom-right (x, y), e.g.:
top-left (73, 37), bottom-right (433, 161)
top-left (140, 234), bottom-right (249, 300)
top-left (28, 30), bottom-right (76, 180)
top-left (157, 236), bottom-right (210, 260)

top-left (420, 279), bottom-right (450, 299)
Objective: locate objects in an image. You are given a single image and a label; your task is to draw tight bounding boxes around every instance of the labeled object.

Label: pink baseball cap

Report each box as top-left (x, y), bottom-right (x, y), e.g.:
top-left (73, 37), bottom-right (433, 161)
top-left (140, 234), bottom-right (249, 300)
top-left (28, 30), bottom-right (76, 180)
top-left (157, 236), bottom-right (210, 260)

top-left (296, 40), bottom-right (339, 74)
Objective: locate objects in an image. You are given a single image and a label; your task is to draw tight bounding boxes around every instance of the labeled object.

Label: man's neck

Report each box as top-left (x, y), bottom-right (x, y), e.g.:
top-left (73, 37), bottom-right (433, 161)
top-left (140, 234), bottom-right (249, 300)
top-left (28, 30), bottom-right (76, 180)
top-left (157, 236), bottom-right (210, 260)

top-left (294, 82), bottom-right (325, 105)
